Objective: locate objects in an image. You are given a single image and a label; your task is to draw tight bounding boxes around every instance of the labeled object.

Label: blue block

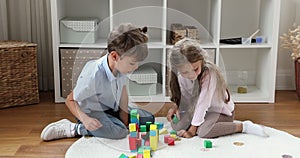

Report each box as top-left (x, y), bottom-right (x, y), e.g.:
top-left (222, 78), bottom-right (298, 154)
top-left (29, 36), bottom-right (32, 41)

top-left (149, 130), bottom-right (156, 136)
top-left (131, 118), bottom-right (139, 124)
top-left (130, 131), bottom-right (137, 137)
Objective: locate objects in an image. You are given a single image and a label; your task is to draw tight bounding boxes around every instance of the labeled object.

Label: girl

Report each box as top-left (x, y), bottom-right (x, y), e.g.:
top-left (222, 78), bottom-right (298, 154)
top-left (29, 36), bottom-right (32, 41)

top-left (167, 38), bottom-right (268, 138)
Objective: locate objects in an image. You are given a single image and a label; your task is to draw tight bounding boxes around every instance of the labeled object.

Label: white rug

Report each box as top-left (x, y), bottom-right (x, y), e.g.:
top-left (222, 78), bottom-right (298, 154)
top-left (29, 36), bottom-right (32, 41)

top-left (66, 117), bottom-right (300, 158)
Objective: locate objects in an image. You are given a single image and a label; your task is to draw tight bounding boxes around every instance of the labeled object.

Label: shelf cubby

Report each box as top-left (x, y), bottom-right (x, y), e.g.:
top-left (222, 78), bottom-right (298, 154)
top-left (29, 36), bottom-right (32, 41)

top-left (51, 0), bottom-right (281, 103)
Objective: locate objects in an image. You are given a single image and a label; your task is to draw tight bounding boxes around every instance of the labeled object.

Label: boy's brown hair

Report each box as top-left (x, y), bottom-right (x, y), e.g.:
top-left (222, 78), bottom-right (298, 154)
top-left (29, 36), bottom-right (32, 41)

top-left (106, 23), bottom-right (148, 61)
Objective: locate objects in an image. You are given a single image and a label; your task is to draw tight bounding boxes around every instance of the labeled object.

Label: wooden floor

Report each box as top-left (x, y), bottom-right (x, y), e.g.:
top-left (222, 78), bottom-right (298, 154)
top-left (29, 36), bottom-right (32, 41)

top-left (0, 91), bottom-right (299, 157)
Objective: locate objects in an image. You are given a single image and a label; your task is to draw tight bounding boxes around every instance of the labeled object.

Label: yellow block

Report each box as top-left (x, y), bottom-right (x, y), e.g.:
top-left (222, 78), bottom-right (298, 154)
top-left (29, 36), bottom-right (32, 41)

top-left (150, 136), bottom-right (158, 151)
top-left (150, 124), bottom-right (157, 130)
top-left (159, 128), bottom-right (168, 135)
top-left (143, 149), bottom-right (151, 158)
top-left (129, 123), bottom-right (136, 132)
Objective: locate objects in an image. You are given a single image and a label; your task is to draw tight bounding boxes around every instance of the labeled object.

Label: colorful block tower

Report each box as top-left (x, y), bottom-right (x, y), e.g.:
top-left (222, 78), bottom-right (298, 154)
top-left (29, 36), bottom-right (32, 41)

top-left (130, 109), bottom-right (139, 131)
top-left (149, 124), bottom-right (158, 151)
top-left (129, 123), bottom-right (139, 152)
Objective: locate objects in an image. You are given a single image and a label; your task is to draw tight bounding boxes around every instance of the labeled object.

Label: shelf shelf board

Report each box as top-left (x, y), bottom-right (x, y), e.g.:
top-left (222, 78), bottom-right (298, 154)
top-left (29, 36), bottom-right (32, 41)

top-left (166, 42), bottom-right (217, 49)
top-left (59, 39), bottom-right (164, 49)
top-left (129, 94), bottom-right (170, 102)
top-left (229, 85), bottom-right (272, 103)
top-left (55, 95), bottom-right (171, 103)
top-left (59, 38), bottom-right (107, 48)
top-left (219, 43), bottom-right (272, 49)
top-left (147, 39), bottom-right (165, 48)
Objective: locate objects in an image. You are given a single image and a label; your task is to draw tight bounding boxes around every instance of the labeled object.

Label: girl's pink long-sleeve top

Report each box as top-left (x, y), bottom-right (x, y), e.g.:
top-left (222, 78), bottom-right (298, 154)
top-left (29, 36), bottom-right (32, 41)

top-left (178, 71), bottom-right (235, 126)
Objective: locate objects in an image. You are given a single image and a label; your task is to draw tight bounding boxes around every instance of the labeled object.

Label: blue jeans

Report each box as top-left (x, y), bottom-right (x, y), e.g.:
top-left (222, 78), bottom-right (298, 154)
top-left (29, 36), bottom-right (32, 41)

top-left (78, 111), bottom-right (128, 139)
top-left (78, 108), bottom-right (154, 139)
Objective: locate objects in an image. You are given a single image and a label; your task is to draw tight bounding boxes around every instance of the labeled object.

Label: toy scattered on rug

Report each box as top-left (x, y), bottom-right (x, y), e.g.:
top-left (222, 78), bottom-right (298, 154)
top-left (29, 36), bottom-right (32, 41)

top-left (282, 154), bottom-right (293, 158)
top-left (199, 140), bottom-right (213, 152)
top-left (204, 140), bottom-right (212, 148)
top-left (233, 141), bottom-right (244, 146)
top-left (119, 153), bottom-right (136, 158)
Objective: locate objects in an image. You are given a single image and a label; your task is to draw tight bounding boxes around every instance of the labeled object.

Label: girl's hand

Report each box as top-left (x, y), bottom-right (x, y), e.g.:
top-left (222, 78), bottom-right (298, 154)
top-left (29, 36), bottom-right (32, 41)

top-left (167, 106), bottom-right (179, 122)
top-left (187, 125), bottom-right (197, 137)
top-left (177, 129), bottom-right (194, 138)
top-left (177, 125), bottom-right (197, 138)
top-left (81, 115), bottom-right (103, 131)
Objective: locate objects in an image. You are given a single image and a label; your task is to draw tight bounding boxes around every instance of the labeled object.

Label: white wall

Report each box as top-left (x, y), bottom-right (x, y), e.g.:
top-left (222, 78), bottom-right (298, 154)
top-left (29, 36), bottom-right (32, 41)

top-left (276, 0), bottom-right (300, 90)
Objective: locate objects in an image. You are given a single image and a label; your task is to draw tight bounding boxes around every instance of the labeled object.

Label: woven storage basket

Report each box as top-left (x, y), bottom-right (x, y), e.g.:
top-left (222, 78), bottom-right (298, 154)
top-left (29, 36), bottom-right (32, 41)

top-left (0, 41), bottom-right (39, 108)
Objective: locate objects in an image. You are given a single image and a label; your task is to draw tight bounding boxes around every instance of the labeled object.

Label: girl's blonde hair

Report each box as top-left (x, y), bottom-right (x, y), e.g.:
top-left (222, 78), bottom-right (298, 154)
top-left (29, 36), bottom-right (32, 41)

top-left (169, 38), bottom-right (230, 106)
top-left (104, 23), bottom-right (149, 61)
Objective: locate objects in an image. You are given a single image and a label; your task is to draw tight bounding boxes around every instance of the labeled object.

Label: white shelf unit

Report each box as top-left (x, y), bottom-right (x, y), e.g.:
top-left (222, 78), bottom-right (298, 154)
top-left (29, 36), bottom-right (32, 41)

top-left (51, 0), bottom-right (281, 103)
top-left (219, 0), bottom-right (281, 103)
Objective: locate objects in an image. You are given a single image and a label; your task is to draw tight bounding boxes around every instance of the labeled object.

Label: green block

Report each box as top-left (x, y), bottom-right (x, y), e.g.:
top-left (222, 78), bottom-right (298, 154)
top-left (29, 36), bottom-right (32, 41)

top-left (204, 140), bottom-right (212, 148)
top-left (146, 122), bottom-right (152, 131)
top-left (130, 109), bottom-right (138, 118)
top-left (138, 147), bottom-right (144, 154)
top-left (172, 115), bottom-right (179, 124)
top-left (170, 130), bottom-right (177, 135)
top-left (140, 125), bottom-right (146, 132)
top-left (119, 153), bottom-right (128, 158)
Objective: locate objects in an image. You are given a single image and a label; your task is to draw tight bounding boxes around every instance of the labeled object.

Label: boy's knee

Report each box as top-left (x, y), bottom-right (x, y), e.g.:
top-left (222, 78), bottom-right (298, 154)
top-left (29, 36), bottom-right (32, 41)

top-left (109, 128), bottom-right (128, 139)
top-left (115, 130), bottom-right (128, 139)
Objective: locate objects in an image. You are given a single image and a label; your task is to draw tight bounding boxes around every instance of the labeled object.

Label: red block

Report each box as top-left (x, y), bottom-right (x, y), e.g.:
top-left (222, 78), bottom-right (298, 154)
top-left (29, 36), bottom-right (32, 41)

top-left (164, 135), bottom-right (170, 144)
top-left (168, 137), bottom-right (175, 146)
top-left (145, 139), bottom-right (150, 146)
top-left (136, 138), bottom-right (142, 149)
top-left (129, 137), bottom-right (137, 150)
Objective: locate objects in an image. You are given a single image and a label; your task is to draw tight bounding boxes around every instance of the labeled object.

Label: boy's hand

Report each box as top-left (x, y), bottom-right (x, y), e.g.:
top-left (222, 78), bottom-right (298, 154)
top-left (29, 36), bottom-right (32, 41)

top-left (81, 115), bottom-right (103, 131)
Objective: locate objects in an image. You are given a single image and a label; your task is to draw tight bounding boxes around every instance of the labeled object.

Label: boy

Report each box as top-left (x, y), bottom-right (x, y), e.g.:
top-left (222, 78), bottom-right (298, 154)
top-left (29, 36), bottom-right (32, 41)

top-left (41, 23), bottom-right (151, 140)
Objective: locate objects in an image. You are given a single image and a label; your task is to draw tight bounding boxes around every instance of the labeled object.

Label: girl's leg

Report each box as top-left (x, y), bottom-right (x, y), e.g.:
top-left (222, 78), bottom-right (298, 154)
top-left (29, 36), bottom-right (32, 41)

top-left (78, 111), bottom-right (128, 139)
top-left (196, 111), bottom-right (269, 138)
top-left (197, 112), bottom-right (236, 138)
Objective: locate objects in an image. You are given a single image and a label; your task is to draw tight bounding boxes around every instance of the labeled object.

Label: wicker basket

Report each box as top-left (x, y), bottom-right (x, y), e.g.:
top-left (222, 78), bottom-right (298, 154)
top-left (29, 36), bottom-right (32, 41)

top-left (0, 41), bottom-right (39, 108)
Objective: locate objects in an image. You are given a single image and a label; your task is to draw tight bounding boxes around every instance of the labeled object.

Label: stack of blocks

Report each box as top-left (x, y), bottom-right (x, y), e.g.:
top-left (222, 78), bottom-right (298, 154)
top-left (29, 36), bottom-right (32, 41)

top-left (128, 110), bottom-right (164, 158)
top-left (123, 113), bottom-right (213, 157)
